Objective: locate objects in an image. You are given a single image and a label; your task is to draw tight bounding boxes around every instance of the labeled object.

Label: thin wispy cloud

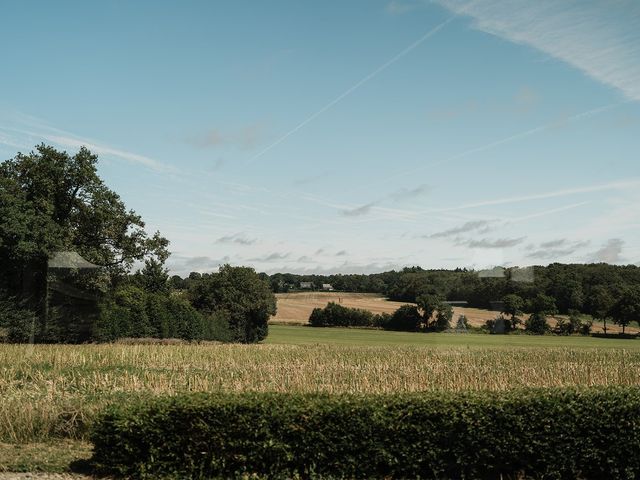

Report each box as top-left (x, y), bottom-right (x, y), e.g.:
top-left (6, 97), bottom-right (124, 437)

top-left (429, 220), bottom-right (491, 238)
top-left (389, 184), bottom-right (431, 201)
top-left (0, 118), bottom-right (174, 173)
top-left (167, 255), bottom-right (231, 275)
top-left (527, 239), bottom-right (590, 260)
top-left (435, 0), bottom-right (640, 101)
top-left (541, 239), bottom-right (568, 249)
top-left (458, 237), bottom-right (525, 249)
top-left (291, 172), bottom-right (330, 187)
top-left (341, 202), bottom-right (377, 217)
top-left (509, 202), bottom-right (590, 223)
top-left (45, 134), bottom-right (175, 173)
top-left (215, 233), bottom-right (257, 246)
top-left (250, 252), bottom-right (290, 262)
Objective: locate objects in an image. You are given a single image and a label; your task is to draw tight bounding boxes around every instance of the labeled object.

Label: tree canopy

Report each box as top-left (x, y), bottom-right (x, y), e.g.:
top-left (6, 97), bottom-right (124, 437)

top-left (0, 144), bottom-right (168, 299)
top-left (188, 264), bottom-right (276, 343)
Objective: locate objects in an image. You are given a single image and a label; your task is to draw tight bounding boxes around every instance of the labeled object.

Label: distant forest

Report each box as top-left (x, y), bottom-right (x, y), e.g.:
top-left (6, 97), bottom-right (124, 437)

top-left (173, 263), bottom-right (640, 318)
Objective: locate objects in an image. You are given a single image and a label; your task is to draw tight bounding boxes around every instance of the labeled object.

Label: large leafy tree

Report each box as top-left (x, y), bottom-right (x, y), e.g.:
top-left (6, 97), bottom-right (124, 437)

top-left (0, 144), bottom-right (168, 303)
top-left (188, 264), bottom-right (276, 343)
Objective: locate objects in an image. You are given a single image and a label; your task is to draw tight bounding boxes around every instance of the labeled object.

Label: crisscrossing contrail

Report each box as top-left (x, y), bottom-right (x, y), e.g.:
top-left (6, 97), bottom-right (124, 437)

top-left (246, 16), bottom-right (455, 165)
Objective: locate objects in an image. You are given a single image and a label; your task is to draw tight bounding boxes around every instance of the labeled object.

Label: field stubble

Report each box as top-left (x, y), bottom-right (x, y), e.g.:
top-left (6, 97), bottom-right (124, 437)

top-left (0, 342), bottom-right (639, 442)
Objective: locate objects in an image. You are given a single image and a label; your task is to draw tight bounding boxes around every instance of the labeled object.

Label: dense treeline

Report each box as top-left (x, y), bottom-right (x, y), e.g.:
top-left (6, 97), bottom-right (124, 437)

top-left (268, 264), bottom-right (640, 318)
top-left (269, 263), bottom-right (640, 326)
top-left (0, 145), bottom-right (275, 344)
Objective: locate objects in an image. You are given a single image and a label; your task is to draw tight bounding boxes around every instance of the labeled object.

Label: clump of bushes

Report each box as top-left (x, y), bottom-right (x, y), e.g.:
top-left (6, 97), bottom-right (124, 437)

top-left (484, 315), bottom-right (515, 334)
top-left (309, 295), bottom-right (453, 333)
top-left (91, 387), bottom-right (640, 479)
top-left (95, 286), bottom-right (208, 342)
top-left (555, 310), bottom-right (592, 335)
top-left (309, 302), bottom-right (377, 327)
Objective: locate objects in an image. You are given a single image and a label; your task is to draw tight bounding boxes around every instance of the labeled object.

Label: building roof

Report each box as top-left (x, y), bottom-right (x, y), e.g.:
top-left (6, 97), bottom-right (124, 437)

top-left (48, 251), bottom-right (100, 269)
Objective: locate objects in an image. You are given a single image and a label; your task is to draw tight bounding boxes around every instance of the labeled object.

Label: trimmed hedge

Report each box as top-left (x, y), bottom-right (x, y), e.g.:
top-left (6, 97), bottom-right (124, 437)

top-left (92, 388), bottom-right (640, 479)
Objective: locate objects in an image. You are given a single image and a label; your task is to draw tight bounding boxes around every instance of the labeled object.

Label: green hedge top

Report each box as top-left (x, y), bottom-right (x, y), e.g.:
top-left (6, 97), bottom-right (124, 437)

top-left (92, 387), bottom-right (640, 479)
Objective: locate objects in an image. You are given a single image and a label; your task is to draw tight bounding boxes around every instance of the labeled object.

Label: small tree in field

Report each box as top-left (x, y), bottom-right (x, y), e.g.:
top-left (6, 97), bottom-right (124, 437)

top-left (501, 294), bottom-right (524, 331)
top-left (525, 294), bottom-right (557, 335)
top-left (434, 302), bottom-right (453, 331)
top-left (589, 285), bottom-right (614, 334)
top-left (609, 286), bottom-right (640, 334)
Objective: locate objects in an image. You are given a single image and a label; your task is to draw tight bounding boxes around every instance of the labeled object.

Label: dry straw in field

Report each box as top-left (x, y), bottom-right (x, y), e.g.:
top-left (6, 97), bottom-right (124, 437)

top-left (0, 343), bottom-right (638, 442)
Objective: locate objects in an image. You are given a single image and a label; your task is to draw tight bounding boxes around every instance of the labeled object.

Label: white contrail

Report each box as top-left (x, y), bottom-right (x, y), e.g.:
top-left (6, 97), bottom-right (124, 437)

top-left (426, 178), bottom-right (640, 213)
top-left (375, 101), bottom-right (626, 188)
top-left (508, 201), bottom-right (591, 223)
top-left (246, 16), bottom-right (454, 165)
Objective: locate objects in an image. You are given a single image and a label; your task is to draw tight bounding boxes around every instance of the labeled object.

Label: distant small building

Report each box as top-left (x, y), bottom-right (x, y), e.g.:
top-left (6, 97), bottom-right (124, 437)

top-left (299, 281), bottom-right (313, 289)
top-left (322, 283), bottom-right (334, 291)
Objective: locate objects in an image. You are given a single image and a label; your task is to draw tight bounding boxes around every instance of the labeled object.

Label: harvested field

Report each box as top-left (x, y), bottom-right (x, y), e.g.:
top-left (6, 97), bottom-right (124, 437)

top-left (271, 292), bottom-right (638, 333)
top-left (271, 292), bottom-right (409, 324)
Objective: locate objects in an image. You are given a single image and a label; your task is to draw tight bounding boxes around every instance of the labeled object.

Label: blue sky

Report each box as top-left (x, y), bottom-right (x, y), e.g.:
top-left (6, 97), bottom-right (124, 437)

top-left (1, 0), bottom-right (639, 275)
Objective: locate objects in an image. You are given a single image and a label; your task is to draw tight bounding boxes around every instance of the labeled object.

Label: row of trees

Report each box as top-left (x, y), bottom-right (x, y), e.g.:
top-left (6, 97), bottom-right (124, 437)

top-left (267, 265), bottom-right (640, 331)
top-left (309, 294), bottom-right (454, 332)
top-left (0, 145), bottom-right (275, 344)
top-left (488, 291), bottom-right (640, 335)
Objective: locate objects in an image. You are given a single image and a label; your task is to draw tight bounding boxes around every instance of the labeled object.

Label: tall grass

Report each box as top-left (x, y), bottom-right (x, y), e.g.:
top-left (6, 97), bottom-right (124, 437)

top-left (0, 343), bottom-right (639, 442)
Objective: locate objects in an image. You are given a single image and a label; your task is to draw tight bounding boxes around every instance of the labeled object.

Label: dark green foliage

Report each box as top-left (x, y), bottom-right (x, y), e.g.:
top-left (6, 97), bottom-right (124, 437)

top-left (555, 310), bottom-right (585, 335)
top-left (0, 295), bottom-right (37, 342)
top-left (0, 144), bottom-right (169, 343)
top-left (525, 312), bottom-right (550, 334)
top-left (133, 259), bottom-right (169, 294)
top-left (485, 315), bottom-right (514, 334)
top-left (265, 263), bottom-right (640, 321)
top-left (610, 286), bottom-right (640, 334)
top-left (309, 302), bottom-right (374, 327)
top-left (528, 293), bottom-right (558, 316)
top-left (589, 285), bottom-right (614, 334)
top-left (502, 293), bottom-right (524, 320)
top-left (94, 287), bottom-right (204, 342)
top-left (416, 294), bottom-right (452, 331)
top-left (0, 145), bottom-right (168, 302)
top-left (202, 310), bottom-right (234, 342)
top-left (188, 264), bottom-right (276, 343)
top-left (92, 387), bottom-right (640, 479)
top-left (434, 302), bottom-right (453, 331)
top-left (385, 304), bottom-right (422, 331)
top-left (416, 293), bottom-right (442, 320)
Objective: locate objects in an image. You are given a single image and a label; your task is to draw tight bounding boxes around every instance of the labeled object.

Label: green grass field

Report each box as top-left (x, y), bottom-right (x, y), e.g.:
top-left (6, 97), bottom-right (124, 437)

top-left (266, 324), bottom-right (640, 349)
